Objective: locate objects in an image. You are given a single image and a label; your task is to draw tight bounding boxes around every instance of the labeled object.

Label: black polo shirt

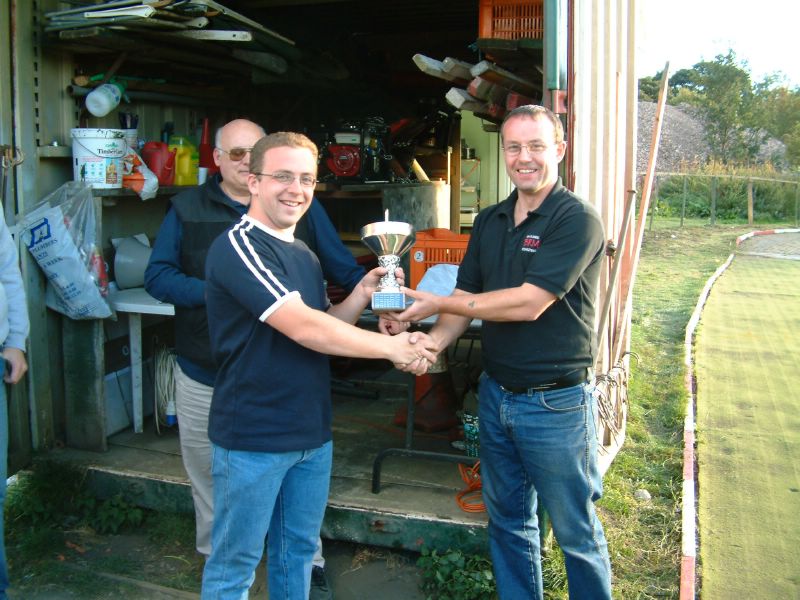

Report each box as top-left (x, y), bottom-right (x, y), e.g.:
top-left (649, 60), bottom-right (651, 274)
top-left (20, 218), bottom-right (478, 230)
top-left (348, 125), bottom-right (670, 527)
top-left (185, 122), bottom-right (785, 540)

top-left (456, 180), bottom-right (605, 387)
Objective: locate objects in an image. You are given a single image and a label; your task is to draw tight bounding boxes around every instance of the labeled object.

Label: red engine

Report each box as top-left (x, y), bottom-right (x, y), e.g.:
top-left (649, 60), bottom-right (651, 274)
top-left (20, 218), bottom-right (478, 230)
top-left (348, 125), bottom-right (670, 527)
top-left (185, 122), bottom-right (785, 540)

top-left (325, 144), bottom-right (361, 178)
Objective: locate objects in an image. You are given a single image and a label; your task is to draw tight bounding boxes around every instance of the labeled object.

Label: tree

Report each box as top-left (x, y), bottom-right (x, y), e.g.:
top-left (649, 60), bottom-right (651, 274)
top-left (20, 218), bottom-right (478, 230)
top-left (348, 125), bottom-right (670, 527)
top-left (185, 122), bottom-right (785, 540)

top-left (689, 50), bottom-right (762, 163)
top-left (638, 51), bottom-right (800, 169)
top-left (784, 122), bottom-right (800, 167)
top-left (755, 84), bottom-right (800, 139)
top-left (638, 74), bottom-right (660, 102)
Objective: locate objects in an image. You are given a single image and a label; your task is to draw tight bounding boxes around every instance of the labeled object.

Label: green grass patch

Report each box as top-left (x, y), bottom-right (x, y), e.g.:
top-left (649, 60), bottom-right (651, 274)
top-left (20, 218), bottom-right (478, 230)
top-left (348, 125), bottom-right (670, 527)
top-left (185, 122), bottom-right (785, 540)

top-left (6, 462), bottom-right (202, 597)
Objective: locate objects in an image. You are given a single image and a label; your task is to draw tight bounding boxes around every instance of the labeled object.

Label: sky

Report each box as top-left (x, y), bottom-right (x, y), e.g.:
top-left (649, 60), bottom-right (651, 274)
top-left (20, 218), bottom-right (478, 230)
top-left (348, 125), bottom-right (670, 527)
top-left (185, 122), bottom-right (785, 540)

top-left (637, 0), bottom-right (800, 87)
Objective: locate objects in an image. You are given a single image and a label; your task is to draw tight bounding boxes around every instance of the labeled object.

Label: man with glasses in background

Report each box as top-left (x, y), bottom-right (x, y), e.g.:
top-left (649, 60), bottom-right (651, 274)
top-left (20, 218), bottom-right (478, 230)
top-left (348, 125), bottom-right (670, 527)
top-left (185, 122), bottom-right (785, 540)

top-left (145, 118), bottom-right (363, 599)
top-left (390, 105), bottom-right (612, 599)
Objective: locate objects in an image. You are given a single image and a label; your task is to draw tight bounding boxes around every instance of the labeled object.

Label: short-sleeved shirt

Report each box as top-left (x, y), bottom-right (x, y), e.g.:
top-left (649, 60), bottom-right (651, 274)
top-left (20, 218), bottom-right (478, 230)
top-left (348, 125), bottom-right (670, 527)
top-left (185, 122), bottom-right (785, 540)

top-left (456, 180), bottom-right (605, 387)
top-left (205, 215), bottom-right (332, 452)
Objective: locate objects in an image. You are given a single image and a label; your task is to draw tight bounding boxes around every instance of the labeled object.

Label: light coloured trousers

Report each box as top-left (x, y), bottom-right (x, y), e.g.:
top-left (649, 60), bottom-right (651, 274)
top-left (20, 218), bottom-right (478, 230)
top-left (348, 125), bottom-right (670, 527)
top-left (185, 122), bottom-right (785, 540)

top-left (174, 365), bottom-right (326, 565)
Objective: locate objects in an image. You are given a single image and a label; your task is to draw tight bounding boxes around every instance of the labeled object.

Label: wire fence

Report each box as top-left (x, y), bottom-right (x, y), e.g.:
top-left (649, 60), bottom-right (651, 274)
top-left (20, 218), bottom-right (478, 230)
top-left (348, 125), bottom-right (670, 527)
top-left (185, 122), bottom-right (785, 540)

top-left (637, 172), bottom-right (800, 228)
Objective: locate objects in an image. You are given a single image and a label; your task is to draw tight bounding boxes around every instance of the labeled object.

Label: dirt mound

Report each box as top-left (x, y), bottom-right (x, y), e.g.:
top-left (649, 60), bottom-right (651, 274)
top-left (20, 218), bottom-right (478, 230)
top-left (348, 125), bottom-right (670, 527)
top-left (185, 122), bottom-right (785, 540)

top-left (637, 101), bottom-right (789, 173)
top-left (638, 101), bottom-right (710, 174)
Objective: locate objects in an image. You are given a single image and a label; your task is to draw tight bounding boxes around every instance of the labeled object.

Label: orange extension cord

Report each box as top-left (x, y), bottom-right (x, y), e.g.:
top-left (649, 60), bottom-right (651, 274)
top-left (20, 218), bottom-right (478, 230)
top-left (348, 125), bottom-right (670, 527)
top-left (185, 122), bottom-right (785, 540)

top-left (456, 461), bottom-right (486, 513)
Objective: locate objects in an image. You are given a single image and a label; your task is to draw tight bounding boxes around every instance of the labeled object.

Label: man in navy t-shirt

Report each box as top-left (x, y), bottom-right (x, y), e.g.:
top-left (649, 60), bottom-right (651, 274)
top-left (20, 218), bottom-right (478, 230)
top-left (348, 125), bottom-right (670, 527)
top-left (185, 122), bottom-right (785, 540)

top-left (200, 132), bottom-right (436, 600)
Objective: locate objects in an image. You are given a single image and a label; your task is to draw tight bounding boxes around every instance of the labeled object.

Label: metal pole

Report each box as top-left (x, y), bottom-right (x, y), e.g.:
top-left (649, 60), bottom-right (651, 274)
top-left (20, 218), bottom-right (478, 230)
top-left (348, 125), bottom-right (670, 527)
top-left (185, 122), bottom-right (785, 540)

top-left (710, 176), bottom-right (717, 226)
top-left (648, 176), bottom-right (657, 231)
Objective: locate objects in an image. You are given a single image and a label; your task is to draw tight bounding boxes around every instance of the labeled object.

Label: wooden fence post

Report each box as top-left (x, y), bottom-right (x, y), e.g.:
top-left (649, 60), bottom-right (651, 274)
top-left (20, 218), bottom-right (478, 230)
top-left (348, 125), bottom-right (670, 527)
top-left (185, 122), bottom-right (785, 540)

top-left (681, 176), bottom-right (687, 227)
top-left (747, 179), bottom-right (754, 225)
top-left (649, 176), bottom-right (658, 230)
top-left (710, 176), bottom-right (717, 225)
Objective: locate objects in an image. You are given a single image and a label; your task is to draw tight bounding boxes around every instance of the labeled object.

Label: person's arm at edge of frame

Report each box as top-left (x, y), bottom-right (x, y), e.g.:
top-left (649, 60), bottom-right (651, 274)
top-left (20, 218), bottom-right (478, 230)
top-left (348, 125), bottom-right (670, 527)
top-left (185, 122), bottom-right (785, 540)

top-left (0, 221), bottom-right (29, 384)
top-left (144, 207), bottom-right (206, 307)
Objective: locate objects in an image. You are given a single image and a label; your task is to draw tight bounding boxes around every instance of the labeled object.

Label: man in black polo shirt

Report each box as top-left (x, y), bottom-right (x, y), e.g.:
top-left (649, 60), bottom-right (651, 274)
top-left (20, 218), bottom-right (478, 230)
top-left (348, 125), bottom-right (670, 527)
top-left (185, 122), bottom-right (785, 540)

top-left (393, 105), bottom-right (612, 599)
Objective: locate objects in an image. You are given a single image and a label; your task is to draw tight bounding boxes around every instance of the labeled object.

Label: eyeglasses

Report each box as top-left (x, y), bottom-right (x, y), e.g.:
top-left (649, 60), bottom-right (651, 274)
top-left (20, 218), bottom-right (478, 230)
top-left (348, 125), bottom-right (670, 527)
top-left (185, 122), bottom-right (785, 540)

top-left (501, 142), bottom-right (553, 156)
top-left (217, 147), bottom-right (253, 161)
top-left (253, 171), bottom-right (317, 187)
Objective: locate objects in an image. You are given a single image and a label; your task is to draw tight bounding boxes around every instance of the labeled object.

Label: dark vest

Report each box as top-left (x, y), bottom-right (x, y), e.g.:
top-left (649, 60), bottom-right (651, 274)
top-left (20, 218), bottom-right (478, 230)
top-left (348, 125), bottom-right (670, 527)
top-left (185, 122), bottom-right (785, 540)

top-left (171, 191), bottom-right (241, 370)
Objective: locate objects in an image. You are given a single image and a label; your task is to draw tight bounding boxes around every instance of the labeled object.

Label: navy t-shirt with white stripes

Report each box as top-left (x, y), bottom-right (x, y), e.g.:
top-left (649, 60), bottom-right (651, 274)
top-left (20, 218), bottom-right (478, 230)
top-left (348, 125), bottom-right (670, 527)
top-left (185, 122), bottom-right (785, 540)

top-left (205, 215), bottom-right (332, 453)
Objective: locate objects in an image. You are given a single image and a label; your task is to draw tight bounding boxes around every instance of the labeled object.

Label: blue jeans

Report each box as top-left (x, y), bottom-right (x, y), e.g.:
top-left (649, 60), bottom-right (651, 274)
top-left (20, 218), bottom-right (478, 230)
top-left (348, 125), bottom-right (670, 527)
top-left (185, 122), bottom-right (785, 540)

top-left (201, 440), bottom-right (332, 600)
top-left (478, 372), bottom-right (611, 599)
top-left (0, 357), bottom-right (8, 600)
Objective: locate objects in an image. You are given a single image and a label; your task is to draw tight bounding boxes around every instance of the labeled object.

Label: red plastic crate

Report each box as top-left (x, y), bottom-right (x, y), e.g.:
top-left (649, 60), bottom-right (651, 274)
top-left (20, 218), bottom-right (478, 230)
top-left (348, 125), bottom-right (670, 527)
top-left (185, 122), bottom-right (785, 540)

top-left (478, 0), bottom-right (544, 40)
top-left (409, 228), bottom-right (470, 289)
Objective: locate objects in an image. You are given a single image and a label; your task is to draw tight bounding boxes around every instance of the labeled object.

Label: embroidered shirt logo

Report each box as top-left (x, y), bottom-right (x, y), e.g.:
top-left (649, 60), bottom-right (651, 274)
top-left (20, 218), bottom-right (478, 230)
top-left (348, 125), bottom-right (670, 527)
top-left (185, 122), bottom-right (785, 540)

top-left (521, 234), bottom-right (541, 253)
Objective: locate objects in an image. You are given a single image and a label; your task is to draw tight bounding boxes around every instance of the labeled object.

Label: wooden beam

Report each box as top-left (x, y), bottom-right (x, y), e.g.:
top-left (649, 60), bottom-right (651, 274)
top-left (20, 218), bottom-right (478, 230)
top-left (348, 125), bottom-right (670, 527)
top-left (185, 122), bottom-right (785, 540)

top-left (412, 54), bottom-right (470, 86)
top-left (441, 57), bottom-right (473, 81)
top-left (470, 60), bottom-right (540, 97)
top-left (615, 62), bottom-right (670, 365)
top-left (445, 88), bottom-right (487, 113)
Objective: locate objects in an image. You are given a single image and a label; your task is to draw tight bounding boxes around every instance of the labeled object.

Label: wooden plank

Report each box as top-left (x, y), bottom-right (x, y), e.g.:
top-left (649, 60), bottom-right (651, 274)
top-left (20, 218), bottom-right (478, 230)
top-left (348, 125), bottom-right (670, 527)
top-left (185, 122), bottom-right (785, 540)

top-left (412, 54), bottom-right (469, 86)
top-left (190, 0), bottom-right (294, 45)
top-left (615, 63), bottom-right (670, 366)
top-left (156, 29), bottom-right (252, 41)
top-left (63, 319), bottom-right (107, 452)
top-left (441, 57), bottom-right (473, 81)
top-left (470, 60), bottom-right (540, 97)
top-left (444, 88), bottom-right (505, 123)
top-left (444, 88), bottom-right (487, 113)
top-left (467, 76), bottom-right (508, 104)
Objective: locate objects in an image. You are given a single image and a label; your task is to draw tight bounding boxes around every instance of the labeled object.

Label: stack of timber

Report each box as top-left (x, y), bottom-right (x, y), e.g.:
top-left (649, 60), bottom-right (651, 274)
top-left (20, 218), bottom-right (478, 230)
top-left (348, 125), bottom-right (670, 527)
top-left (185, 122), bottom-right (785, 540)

top-left (413, 54), bottom-right (541, 124)
top-left (43, 0), bottom-right (349, 85)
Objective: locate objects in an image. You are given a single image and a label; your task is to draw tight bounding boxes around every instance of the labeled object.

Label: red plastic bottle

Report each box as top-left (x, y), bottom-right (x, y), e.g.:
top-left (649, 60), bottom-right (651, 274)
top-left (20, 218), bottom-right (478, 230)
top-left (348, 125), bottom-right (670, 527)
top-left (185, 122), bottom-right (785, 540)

top-left (141, 142), bottom-right (176, 186)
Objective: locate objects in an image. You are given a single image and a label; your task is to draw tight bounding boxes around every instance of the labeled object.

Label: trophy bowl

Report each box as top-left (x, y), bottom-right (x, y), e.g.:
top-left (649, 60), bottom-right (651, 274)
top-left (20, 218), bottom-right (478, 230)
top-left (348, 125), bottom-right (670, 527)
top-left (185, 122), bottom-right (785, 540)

top-left (360, 220), bottom-right (415, 313)
top-left (360, 221), bottom-right (416, 258)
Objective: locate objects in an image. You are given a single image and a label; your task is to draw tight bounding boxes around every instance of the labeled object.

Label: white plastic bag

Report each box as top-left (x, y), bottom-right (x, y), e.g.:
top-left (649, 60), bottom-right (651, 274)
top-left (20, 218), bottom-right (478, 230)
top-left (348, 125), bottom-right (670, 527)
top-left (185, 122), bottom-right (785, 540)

top-left (19, 181), bottom-right (112, 319)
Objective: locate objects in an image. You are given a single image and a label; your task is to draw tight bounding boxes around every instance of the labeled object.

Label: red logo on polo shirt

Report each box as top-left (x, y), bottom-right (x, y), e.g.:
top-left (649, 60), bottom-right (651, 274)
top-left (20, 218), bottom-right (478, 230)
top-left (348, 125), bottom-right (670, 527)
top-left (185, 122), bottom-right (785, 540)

top-left (521, 235), bottom-right (541, 253)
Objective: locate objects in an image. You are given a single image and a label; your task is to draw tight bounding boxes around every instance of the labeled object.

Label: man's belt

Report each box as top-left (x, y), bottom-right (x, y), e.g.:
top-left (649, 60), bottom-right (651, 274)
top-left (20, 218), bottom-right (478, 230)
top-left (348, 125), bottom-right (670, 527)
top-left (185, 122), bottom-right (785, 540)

top-left (499, 370), bottom-right (589, 394)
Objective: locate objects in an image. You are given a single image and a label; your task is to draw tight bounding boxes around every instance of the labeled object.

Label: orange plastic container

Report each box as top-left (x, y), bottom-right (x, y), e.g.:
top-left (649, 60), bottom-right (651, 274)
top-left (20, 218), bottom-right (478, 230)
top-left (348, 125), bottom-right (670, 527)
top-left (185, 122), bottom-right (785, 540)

top-left (409, 228), bottom-right (470, 289)
top-left (478, 0), bottom-right (544, 40)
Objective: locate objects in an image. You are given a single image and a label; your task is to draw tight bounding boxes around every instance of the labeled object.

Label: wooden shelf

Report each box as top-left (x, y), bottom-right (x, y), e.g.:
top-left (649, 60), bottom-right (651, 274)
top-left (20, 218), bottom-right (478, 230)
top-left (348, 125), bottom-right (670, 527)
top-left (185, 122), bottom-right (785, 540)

top-left (92, 185), bottom-right (185, 198)
top-left (37, 145), bottom-right (71, 158)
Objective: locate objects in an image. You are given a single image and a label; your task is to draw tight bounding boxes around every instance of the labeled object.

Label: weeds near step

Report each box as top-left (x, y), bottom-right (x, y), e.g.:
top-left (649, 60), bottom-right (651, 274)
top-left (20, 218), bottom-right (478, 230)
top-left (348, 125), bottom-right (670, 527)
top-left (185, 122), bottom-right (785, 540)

top-left (417, 547), bottom-right (496, 600)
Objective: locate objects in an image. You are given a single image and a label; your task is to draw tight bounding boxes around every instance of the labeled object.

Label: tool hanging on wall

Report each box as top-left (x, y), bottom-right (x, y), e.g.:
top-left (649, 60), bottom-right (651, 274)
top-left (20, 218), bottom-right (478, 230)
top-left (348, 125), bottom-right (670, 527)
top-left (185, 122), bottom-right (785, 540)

top-left (1, 145), bottom-right (25, 226)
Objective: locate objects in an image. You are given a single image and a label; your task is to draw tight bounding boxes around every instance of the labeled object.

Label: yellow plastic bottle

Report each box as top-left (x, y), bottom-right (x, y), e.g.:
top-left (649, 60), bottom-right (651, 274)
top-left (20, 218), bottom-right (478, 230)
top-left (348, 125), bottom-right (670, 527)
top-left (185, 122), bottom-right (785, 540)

top-left (168, 136), bottom-right (199, 186)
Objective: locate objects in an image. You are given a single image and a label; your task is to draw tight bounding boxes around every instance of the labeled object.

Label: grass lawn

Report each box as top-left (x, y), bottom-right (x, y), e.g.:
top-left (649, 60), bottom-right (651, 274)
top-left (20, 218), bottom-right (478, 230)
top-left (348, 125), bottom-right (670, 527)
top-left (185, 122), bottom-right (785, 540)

top-left (694, 253), bottom-right (800, 597)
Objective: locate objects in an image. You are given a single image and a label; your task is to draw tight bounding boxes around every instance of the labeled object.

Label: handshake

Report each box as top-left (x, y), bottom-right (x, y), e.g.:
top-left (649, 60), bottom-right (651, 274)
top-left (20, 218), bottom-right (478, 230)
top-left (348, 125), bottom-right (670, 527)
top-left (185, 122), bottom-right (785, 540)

top-left (380, 327), bottom-right (440, 376)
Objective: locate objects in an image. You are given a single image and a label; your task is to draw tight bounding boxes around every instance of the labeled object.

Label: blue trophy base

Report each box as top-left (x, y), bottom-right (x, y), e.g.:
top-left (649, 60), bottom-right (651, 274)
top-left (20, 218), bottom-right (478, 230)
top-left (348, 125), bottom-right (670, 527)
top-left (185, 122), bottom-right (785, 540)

top-left (371, 291), bottom-right (406, 313)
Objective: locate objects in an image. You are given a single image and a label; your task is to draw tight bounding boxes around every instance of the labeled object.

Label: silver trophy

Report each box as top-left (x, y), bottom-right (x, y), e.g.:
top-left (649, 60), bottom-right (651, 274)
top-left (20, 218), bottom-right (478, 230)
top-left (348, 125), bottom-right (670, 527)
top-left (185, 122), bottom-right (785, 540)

top-left (361, 217), bottom-right (415, 313)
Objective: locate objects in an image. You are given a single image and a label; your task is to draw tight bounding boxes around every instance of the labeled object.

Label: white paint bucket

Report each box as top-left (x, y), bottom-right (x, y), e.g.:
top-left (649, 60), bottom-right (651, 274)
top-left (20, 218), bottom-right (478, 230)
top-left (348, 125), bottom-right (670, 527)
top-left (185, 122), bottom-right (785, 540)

top-left (71, 128), bottom-right (126, 188)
